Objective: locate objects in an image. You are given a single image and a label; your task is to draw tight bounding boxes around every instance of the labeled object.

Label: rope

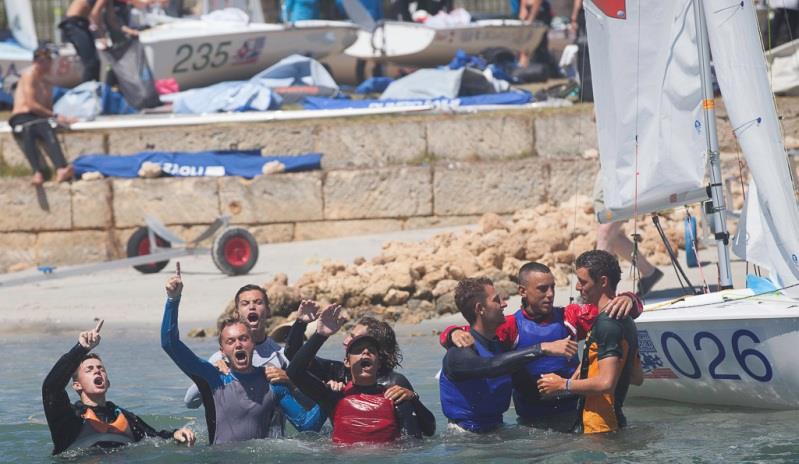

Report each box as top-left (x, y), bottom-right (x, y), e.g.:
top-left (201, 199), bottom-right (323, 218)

top-left (643, 282), bottom-right (799, 313)
top-left (685, 208), bottom-right (709, 293)
top-left (630, 2), bottom-right (644, 297)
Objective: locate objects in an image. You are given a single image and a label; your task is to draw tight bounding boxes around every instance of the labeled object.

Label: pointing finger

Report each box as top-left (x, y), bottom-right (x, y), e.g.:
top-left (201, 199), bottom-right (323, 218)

top-left (94, 319), bottom-right (104, 333)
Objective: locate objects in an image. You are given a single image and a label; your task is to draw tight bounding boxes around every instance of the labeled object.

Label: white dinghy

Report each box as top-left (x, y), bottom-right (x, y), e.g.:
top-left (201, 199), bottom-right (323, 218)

top-left (138, 16), bottom-right (358, 90)
top-left (586, 0), bottom-right (799, 409)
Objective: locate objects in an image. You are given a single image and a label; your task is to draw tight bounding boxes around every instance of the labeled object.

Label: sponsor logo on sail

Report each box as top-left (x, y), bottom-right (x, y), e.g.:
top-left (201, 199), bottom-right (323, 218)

top-left (232, 37), bottom-right (266, 65)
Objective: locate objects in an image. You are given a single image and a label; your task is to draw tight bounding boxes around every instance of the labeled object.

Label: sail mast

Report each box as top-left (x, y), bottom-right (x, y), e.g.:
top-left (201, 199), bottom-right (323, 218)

top-left (692, 0), bottom-right (734, 289)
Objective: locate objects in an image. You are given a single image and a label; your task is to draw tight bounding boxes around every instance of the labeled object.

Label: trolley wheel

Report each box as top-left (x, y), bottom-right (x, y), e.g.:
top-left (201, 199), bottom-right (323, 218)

top-left (126, 227), bottom-right (171, 274)
top-left (211, 227), bottom-right (259, 276)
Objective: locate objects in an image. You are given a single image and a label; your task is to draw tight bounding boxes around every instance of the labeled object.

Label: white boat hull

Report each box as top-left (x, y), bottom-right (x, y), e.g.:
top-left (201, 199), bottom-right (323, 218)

top-left (139, 19), bottom-right (358, 90)
top-left (629, 290), bottom-right (799, 409)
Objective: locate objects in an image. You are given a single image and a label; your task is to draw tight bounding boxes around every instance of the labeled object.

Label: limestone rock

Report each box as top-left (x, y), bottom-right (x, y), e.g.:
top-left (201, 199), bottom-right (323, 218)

top-left (261, 160), bottom-right (286, 175)
top-left (384, 289), bottom-right (410, 306)
top-left (138, 161), bottom-right (162, 178)
top-left (479, 213), bottom-right (508, 234)
top-left (81, 171), bottom-right (104, 181)
top-left (433, 279), bottom-right (458, 298)
top-left (494, 279), bottom-right (518, 300)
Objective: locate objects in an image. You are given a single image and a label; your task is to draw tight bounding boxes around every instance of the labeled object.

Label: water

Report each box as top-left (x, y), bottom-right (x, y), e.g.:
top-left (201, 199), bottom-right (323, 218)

top-left (3, 328), bottom-right (799, 463)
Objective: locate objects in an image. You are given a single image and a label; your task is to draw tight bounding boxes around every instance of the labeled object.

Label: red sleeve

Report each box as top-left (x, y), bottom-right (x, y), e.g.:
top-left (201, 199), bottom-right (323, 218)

top-left (618, 291), bottom-right (644, 318)
top-left (439, 324), bottom-right (470, 349)
top-left (495, 314), bottom-right (518, 349)
top-left (563, 303), bottom-right (599, 341)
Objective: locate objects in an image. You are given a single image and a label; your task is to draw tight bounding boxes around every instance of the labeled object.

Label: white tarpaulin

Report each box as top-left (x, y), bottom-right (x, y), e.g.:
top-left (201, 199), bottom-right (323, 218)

top-left (705, 0), bottom-right (799, 296)
top-left (586, 0), bottom-right (707, 222)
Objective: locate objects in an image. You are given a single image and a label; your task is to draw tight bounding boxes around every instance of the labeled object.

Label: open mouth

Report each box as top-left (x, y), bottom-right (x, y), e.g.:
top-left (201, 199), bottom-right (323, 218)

top-left (93, 377), bottom-right (104, 387)
top-left (234, 350), bottom-right (247, 362)
top-left (359, 359), bottom-right (374, 369)
top-left (246, 313), bottom-right (259, 323)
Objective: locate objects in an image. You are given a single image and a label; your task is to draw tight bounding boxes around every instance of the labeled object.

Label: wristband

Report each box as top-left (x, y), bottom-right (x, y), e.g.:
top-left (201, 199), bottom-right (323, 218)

top-left (565, 378), bottom-right (571, 393)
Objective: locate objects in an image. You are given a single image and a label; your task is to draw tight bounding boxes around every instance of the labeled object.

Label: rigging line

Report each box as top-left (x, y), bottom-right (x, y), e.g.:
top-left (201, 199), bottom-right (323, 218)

top-left (630, 0), bottom-right (643, 296)
top-left (642, 282), bottom-right (799, 312)
top-left (685, 208), bottom-right (709, 293)
top-left (652, 214), bottom-right (697, 295)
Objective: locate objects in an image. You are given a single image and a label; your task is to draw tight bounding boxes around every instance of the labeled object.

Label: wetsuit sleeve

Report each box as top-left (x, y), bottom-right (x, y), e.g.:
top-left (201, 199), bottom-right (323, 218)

top-left (593, 317), bottom-right (624, 360)
top-left (120, 409), bottom-right (175, 441)
top-left (442, 343), bottom-right (546, 382)
top-left (564, 303), bottom-right (592, 340)
top-left (284, 319), bottom-right (307, 360)
top-left (618, 292), bottom-right (644, 319)
top-left (42, 343), bottom-right (88, 454)
top-left (272, 384), bottom-right (326, 432)
top-left (386, 372), bottom-right (435, 436)
top-left (495, 314), bottom-right (519, 349)
top-left (439, 324), bottom-right (470, 348)
top-left (286, 332), bottom-right (341, 414)
top-left (395, 400), bottom-right (422, 439)
top-left (160, 296), bottom-right (222, 388)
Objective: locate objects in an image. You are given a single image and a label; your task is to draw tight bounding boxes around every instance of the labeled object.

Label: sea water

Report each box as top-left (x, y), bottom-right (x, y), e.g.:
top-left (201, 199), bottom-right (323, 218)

top-left (2, 328), bottom-right (798, 463)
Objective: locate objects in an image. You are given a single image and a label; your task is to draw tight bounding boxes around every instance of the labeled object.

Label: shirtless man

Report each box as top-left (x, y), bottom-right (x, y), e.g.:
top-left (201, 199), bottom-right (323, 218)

top-left (9, 45), bottom-right (75, 186)
top-left (60, 0), bottom-right (108, 83)
top-left (43, 320), bottom-right (195, 455)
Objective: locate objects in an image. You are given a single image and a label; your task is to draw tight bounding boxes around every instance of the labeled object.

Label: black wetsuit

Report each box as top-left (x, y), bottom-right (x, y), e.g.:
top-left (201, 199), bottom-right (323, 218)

top-left (42, 343), bottom-right (176, 455)
top-left (59, 0), bottom-right (100, 83)
top-left (286, 333), bottom-right (423, 443)
top-left (285, 320), bottom-right (436, 436)
top-left (441, 329), bottom-right (547, 382)
top-left (8, 113), bottom-right (69, 176)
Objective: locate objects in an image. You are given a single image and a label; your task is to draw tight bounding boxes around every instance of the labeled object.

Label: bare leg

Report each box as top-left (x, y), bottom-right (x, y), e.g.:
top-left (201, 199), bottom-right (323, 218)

top-left (596, 221), bottom-right (656, 277)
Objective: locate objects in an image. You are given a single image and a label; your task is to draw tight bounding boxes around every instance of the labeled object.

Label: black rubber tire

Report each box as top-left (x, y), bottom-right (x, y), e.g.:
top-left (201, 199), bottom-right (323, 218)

top-left (126, 226), bottom-right (171, 274)
top-left (211, 227), bottom-right (259, 276)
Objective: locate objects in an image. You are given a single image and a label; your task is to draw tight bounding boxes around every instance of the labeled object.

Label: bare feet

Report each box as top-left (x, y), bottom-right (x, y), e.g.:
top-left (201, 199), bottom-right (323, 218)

top-left (55, 165), bottom-right (74, 183)
top-left (31, 171), bottom-right (45, 186)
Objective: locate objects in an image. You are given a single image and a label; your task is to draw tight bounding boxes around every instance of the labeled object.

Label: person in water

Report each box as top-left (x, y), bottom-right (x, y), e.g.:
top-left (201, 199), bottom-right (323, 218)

top-left (160, 264), bottom-right (324, 444)
top-left (286, 303), bottom-right (428, 444)
top-left (43, 320), bottom-right (195, 455)
top-left (285, 302), bottom-right (435, 436)
top-left (538, 250), bottom-right (643, 433)
top-left (440, 262), bottom-right (642, 431)
top-left (183, 283), bottom-right (298, 434)
top-left (439, 276), bottom-right (578, 433)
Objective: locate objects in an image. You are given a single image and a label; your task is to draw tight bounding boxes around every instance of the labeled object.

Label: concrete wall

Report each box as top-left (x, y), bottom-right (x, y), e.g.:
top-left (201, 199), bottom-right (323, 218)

top-left (5, 98), bottom-right (796, 272)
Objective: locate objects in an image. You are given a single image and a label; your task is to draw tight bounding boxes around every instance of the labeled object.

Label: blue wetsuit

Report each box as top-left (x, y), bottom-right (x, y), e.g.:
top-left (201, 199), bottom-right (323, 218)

top-left (161, 296), bottom-right (324, 444)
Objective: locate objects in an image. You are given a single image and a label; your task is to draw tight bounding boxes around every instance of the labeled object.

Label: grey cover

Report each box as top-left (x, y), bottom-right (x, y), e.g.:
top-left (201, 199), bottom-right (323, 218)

top-left (101, 38), bottom-right (160, 109)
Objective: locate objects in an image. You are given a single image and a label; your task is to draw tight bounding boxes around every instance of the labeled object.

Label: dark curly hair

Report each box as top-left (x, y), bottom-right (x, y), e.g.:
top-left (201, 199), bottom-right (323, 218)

top-left (358, 316), bottom-right (403, 373)
top-left (454, 277), bottom-right (493, 324)
top-left (575, 250), bottom-right (622, 291)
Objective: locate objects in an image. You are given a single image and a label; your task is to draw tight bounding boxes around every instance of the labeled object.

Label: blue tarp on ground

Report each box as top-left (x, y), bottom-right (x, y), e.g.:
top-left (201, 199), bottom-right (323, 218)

top-left (73, 150), bottom-right (321, 179)
top-left (303, 91), bottom-right (533, 110)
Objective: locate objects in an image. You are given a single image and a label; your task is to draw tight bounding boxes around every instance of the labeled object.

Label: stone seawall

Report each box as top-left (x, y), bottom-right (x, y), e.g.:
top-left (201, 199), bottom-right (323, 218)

top-left (2, 98), bottom-right (797, 272)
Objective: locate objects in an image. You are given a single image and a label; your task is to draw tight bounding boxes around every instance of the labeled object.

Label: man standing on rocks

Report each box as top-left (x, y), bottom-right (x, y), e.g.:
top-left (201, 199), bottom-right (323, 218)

top-left (439, 262), bottom-right (641, 431)
top-left (537, 250), bottom-right (643, 433)
top-left (439, 276), bottom-right (577, 433)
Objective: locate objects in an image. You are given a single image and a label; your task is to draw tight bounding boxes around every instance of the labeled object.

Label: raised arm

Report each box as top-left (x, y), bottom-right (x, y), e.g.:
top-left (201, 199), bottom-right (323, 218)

top-left (443, 336), bottom-right (577, 382)
top-left (160, 270), bottom-right (220, 385)
top-left (286, 332), bottom-right (341, 413)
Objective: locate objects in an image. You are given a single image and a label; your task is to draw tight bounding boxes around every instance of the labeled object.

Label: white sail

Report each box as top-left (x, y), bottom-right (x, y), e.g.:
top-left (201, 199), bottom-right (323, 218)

top-left (704, 0), bottom-right (799, 297)
top-left (4, 0), bottom-right (38, 50)
top-left (585, 0), bottom-right (708, 223)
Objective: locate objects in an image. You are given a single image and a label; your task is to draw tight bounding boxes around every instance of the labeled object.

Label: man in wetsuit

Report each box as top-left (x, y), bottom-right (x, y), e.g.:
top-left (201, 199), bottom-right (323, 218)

top-left (286, 304), bottom-right (427, 444)
top-left (160, 266), bottom-right (324, 444)
top-left (183, 285), bottom-right (291, 415)
top-left (440, 262), bottom-right (641, 431)
top-left (60, 0), bottom-right (108, 83)
top-left (538, 250), bottom-right (643, 433)
top-left (9, 45), bottom-right (75, 186)
top-left (439, 277), bottom-right (578, 433)
top-left (284, 302), bottom-right (436, 436)
top-left (43, 320), bottom-right (195, 455)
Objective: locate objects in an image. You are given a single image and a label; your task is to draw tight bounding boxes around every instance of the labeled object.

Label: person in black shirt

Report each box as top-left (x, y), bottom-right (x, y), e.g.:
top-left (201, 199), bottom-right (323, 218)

top-left (42, 320), bottom-right (195, 455)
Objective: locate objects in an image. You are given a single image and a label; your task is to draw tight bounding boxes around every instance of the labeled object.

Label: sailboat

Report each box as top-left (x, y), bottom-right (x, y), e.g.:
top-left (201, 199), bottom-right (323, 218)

top-left (586, 0), bottom-right (799, 409)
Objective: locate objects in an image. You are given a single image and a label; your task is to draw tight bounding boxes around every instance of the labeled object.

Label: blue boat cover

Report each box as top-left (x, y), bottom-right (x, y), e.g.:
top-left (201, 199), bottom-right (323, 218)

top-left (304, 91), bottom-right (532, 110)
top-left (73, 150), bottom-right (321, 179)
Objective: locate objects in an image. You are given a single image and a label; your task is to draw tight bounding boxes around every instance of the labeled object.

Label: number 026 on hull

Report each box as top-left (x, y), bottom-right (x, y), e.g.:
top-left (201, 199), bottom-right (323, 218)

top-left (629, 290), bottom-right (799, 409)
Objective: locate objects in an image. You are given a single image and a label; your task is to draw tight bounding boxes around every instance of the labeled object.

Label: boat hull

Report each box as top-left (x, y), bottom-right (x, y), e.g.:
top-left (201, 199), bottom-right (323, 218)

top-left (0, 43), bottom-right (83, 91)
top-left (139, 20), bottom-right (358, 90)
top-left (629, 292), bottom-right (799, 409)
